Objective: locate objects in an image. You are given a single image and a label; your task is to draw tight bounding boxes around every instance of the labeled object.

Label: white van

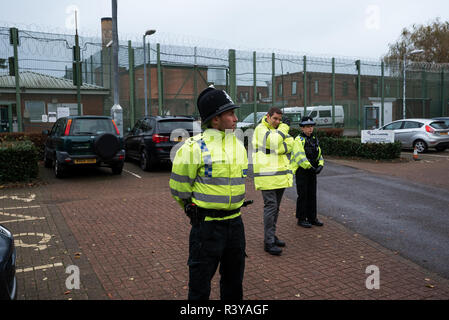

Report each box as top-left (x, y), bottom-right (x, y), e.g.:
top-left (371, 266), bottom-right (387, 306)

top-left (305, 105), bottom-right (344, 128)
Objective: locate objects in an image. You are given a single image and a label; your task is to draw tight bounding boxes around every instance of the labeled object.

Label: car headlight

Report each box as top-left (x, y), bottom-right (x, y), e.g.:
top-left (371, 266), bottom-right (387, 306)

top-left (0, 225), bottom-right (12, 239)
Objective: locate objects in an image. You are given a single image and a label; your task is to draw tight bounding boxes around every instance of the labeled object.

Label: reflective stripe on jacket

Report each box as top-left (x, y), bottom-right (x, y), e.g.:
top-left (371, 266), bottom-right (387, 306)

top-left (252, 116), bottom-right (294, 190)
top-left (291, 134), bottom-right (324, 174)
top-left (169, 128), bottom-right (248, 221)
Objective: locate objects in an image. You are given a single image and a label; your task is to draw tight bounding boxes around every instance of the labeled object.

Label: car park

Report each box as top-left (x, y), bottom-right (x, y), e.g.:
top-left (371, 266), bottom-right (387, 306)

top-left (124, 115), bottom-right (201, 171)
top-left (0, 224), bottom-right (17, 300)
top-left (378, 118), bottom-right (449, 152)
top-left (43, 116), bottom-right (125, 178)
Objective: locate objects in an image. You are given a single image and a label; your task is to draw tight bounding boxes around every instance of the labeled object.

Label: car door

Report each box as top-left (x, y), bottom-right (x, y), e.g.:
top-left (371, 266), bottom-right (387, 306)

top-left (124, 120), bottom-right (142, 159)
top-left (402, 121), bottom-right (423, 148)
top-left (45, 119), bottom-right (64, 161)
top-left (381, 121), bottom-right (404, 145)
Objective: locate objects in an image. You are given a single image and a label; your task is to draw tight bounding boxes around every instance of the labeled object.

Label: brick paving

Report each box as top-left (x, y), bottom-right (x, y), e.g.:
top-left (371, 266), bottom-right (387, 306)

top-left (1, 161), bottom-right (449, 300)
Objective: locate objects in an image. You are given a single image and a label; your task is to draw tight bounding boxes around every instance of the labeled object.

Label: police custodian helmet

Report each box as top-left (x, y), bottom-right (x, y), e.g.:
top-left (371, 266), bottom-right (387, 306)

top-left (197, 85), bottom-right (240, 124)
top-left (299, 116), bottom-right (316, 127)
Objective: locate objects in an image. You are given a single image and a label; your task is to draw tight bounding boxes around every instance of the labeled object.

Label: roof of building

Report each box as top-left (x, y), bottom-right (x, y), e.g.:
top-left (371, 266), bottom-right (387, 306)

top-left (0, 71), bottom-right (108, 91)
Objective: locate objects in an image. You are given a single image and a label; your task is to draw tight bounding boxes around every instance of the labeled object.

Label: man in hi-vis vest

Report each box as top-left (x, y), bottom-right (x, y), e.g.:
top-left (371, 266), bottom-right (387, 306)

top-left (252, 107), bottom-right (294, 256)
top-left (170, 86), bottom-right (248, 300)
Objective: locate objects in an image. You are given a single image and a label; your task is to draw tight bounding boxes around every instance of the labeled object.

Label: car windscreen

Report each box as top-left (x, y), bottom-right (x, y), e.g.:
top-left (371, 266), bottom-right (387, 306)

top-left (242, 112), bottom-right (265, 123)
top-left (430, 121), bottom-right (449, 129)
top-left (157, 120), bottom-right (201, 133)
top-left (70, 118), bottom-right (116, 135)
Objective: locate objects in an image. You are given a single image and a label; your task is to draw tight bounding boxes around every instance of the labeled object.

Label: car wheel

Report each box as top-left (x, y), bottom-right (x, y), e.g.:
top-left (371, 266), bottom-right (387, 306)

top-left (54, 159), bottom-right (65, 178)
top-left (43, 150), bottom-right (52, 168)
top-left (140, 150), bottom-right (150, 171)
top-left (413, 139), bottom-right (428, 153)
top-left (111, 164), bottom-right (123, 175)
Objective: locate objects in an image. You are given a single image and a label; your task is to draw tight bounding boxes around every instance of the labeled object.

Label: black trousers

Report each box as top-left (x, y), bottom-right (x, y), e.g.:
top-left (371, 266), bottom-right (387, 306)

top-left (187, 215), bottom-right (246, 300)
top-left (295, 168), bottom-right (317, 222)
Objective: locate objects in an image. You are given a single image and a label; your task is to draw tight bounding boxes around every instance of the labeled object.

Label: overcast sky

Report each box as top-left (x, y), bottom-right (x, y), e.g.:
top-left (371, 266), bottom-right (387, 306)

top-left (1, 0), bottom-right (448, 60)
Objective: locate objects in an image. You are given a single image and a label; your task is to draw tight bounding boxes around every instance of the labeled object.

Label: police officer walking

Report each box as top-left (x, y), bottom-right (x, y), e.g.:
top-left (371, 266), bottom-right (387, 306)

top-left (169, 86), bottom-right (248, 300)
top-left (252, 107), bottom-right (294, 255)
top-left (291, 116), bottom-right (324, 228)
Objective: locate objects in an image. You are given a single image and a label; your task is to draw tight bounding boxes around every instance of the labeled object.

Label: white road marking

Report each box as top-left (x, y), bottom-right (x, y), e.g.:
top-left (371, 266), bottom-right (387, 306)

top-left (1, 205), bottom-right (41, 210)
top-left (16, 262), bottom-right (64, 273)
top-left (0, 211), bottom-right (46, 224)
top-left (124, 169), bottom-right (142, 179)
top-left (14, 233), bottom-right (52, 251)
top-left (0, 194), bottom-right (36, 202)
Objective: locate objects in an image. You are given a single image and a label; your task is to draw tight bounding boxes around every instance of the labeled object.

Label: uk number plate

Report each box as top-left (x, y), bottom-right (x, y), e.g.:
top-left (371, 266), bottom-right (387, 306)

top-left (74, 159), bottom-right (97, 164)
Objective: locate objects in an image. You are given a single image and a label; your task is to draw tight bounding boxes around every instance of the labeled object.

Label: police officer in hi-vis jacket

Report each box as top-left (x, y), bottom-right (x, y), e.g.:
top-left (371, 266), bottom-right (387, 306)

top-left (291, 116), bottom-right (324, 228)
top-left (169, 86), bottom-right (248, 300)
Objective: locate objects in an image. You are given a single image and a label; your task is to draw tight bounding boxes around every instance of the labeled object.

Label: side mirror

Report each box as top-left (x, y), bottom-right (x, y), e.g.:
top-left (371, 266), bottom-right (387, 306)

top-left (42, 130), bottom-right (49, 135)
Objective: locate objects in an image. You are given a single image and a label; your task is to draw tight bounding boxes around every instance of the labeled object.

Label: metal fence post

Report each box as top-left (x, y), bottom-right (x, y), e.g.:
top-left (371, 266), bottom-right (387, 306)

top-left (303, 56), bottom-right (307, 115)
top-left (228, 49), bottom-right (236, 102)
top-left (11, 27), bottom-right (22, 131)
top-left (356, 60), bottom-right (361, 133)
top-left (272, 53), bottom-right (276, 107)
top-left (442, 69), bottom-right (446, 116)
top-left (332, 57), bottom-right (335, 127)
top-left (157, 43), bottom-right (163, 116)
top-left (422, 70), bottom-right (427, 117)
top-left (128, 41), bottom-right (135, 126)
top-left (381, 61), bottom-right (385, 126)
top-left (253, 51), bottom-right (257, 125)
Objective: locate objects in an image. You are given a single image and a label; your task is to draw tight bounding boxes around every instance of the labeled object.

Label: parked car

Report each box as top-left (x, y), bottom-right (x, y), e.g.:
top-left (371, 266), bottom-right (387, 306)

top-left (0, 224), bottom-right (17, 300)
top-left (378, 118), bottom-right (449, 152)
top-left (236, 105), bottom-right (345, 130)
top-left (124, 116), bottom-right (201, 171)
top-left (43, 116), bottom-right (125, 178)
top-left (433, 117), bottom-right (449, 128)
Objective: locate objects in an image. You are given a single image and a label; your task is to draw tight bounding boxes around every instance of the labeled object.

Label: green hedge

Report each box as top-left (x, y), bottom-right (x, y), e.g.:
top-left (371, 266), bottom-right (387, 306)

top-left (0, 132), bottom-right (47, 160)
top-left (319, 137), bottom-right (402, 160)
top-left (0, 141), bottom-right (39, 182)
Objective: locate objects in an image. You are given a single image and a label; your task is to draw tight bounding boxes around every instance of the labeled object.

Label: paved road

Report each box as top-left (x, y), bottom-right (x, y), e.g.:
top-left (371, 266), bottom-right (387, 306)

top-left (284, 162), bottom-right (449, 279)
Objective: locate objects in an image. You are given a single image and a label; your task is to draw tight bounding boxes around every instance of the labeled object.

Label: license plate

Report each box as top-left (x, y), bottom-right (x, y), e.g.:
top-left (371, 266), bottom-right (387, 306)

top-left (440, 132), bottom-right (448, 135)
top-left (74, 159), bottom-right (97, 164)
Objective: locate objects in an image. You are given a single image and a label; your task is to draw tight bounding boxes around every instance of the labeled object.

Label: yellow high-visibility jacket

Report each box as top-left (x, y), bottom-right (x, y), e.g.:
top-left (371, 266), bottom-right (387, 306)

top-left (252, 116), bottom-right (294, 190)
top-left (291, 134), bottom-right (324, 174)
top-left (169, 128), bottom-right (248, 221)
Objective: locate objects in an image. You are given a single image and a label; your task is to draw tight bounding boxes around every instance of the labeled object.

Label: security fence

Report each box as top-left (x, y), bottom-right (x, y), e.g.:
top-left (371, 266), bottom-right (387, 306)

top-left (1, 25), bottom-right (448, 134)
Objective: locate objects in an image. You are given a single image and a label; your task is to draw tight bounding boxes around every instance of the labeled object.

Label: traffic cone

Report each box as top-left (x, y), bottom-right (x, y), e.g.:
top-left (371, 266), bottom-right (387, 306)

top-left (413, 146), bottom-right (419, 161)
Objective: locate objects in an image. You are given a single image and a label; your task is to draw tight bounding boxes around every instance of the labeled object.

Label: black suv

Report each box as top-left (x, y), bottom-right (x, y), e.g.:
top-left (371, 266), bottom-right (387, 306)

top-left (0, 224), bottom-right (16, 300)
top-left (43, 116), bottom-right (125, 178)
top-left (124, 116), bottom-right (201, 171)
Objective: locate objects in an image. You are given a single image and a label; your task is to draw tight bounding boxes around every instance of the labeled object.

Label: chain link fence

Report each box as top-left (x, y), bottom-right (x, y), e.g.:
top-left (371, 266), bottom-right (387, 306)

top-left (1, 26), bottom-right (448, 134)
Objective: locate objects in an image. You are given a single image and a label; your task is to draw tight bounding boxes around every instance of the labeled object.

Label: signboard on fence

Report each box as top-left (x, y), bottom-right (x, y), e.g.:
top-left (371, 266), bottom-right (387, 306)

top-left (361, 130), bottom-right (395, 144)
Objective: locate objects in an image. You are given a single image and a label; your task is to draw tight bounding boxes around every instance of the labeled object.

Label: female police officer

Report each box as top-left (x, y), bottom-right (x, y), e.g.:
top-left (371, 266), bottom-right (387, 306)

top-left (169, 86), bottom-right (248, 300)
top-left (291, 116), bottom-right (324, 228)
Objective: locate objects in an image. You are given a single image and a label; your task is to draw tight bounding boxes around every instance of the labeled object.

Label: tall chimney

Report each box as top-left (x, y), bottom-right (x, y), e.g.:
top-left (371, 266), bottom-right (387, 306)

top-left (101, 17), bottom-right (113, 48)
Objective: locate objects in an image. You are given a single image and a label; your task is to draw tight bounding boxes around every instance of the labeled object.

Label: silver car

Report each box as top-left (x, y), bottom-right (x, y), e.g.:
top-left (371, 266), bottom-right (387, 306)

top-left (379, 118), bottom-right (449, 153)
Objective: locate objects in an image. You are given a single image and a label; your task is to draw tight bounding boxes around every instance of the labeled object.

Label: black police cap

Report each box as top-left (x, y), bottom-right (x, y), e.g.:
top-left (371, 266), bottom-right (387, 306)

top-left (197, 86), bottom-right (240, 124)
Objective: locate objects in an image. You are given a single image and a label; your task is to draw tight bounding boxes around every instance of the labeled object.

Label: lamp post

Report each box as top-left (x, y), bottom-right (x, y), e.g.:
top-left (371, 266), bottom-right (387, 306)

top-left (402, 49), bottom-right (424, 119)
top-left (143, 29), bottom-right (156, 117)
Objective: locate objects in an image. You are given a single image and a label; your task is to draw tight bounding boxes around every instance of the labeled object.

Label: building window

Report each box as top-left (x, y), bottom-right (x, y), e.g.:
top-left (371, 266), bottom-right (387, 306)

top-left (278, 83), bottom-right (283, 97)
top-left (372, 81), bottom-right (378, 96)
top-left (385, 83), bottom-right (391, 96)
top-left (25, 101), bottom-right (45, 122)
top-left (258, 92), bottom-right (262, 100)
top-left (239, 91), bottom-right (249, 103)
top-left (291, 81), bottom-right (297, 95)
top-left (342, 81), bottom-right (348, 96)
top-left (314, 80), bottom-right (319, 94)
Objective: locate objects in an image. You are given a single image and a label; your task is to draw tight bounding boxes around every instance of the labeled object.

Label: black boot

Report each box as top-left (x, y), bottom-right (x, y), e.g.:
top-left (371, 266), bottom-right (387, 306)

top-left (274, 236), bottom-right (285, 247)
top-left (264, 243), bottom-right (282, 256)
top-left (297, 220), bottom-right (312, 228)
top-left (310, 219), bottom-right (324, 226)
